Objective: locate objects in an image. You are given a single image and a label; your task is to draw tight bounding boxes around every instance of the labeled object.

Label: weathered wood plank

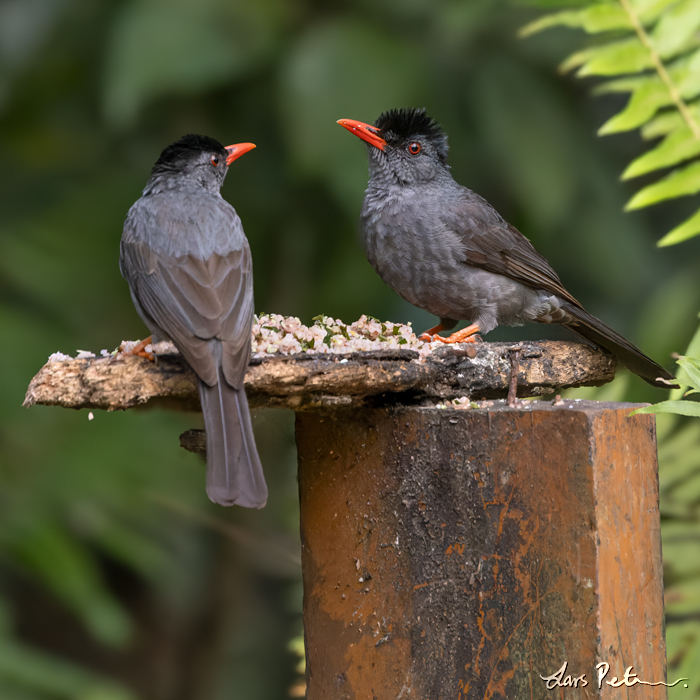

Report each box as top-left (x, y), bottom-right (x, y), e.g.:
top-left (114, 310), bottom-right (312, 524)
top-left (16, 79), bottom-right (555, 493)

top-left (23, 341), bottom-right (616, 411)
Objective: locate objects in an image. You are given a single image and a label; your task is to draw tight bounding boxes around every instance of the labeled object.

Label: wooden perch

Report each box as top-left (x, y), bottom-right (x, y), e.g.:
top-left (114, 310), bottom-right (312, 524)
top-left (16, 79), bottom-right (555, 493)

top-left (23, 336), bottom-right (666, 699)
top-left (24, 340), bottom-right (616, 412)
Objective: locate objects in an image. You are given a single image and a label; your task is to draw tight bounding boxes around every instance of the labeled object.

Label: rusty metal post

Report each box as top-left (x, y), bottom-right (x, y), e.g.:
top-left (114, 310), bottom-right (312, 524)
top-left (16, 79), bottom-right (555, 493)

top-left (295, 401), bottom-right (667, 700)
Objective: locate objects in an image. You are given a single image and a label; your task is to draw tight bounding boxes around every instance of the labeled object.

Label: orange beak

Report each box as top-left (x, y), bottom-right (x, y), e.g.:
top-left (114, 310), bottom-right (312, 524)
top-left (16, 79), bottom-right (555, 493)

top-left (337, 119), bottom-right (387, 151)
top-left (225, 142), bottom-right (256, 166)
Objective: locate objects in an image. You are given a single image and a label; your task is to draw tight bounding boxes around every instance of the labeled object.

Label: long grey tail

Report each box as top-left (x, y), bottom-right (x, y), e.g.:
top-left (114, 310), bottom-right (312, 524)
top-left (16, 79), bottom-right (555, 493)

top-left (198, 373), bottom-right (267, 508)
top-left (561, 302), bottom-right (677, 389)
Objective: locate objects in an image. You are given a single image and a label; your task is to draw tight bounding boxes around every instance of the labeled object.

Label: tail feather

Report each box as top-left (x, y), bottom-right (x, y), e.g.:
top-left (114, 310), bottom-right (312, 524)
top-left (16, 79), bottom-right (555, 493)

top-left (198, 374), bottom-right (267, 508)
top-left (561, 303), bottom-right (677, 389)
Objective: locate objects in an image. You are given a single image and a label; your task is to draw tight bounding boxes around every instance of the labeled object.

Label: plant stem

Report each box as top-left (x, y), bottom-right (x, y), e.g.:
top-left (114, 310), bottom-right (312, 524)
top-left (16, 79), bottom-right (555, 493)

top-left (618, 0), bottom-right (700, 139)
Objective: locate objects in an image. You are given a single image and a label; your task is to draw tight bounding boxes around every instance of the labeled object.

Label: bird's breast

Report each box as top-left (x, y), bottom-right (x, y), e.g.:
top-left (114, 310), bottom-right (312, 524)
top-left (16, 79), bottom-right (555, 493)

top-left (361, 190), bottom-right (470, 316)
top-left (359, 188), bottom-right (548, 331)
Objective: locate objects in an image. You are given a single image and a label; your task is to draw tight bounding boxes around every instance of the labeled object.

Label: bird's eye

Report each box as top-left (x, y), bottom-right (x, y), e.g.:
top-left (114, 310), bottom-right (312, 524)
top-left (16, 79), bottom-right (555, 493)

top-left (210, 155), bottom-right (220, 166)
top-left (408, 142), bottom-right (421, 155)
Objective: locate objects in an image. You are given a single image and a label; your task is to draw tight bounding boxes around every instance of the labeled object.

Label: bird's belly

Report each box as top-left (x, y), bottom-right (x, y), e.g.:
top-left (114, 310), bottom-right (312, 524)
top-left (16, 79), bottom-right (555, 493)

top-left (364, 220), bottom-right (543, 333)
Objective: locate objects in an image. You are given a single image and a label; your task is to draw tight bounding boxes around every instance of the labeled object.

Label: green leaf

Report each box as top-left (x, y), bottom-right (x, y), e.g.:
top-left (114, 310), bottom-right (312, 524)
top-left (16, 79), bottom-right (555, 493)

top-left (684, 317), bottom-right (700, 360)
top-left (678, 356), bottom-right (700, 390)
top-left (626, 160), bottom-right (700, 208)
top-left (599, 79), bottom-right (670, 133)
top-left (515, 0), bottom-right (594, 6)
top-left (623, 126), bottom-right (700, 178)
top-left (598, 51), bottom-right (698, 103)
top-left (678, 51), bottom-right (700, 99)
top-left (637, 0), bottom-right (690, 23)
top-left (594, 75), bottom-right (648, 95)
top-left (690, 45), bottom-right (700, 73)
top-left (653, 0), bottom-right (700, 59)
top-left (634, 399), bottom-right (700, 416)
top-left (576, 38), bottom-right (653, 77)
top-left (642, 103), bottom-right (700, 138)
top-left (519, 5), bottom-right (632, 37)
top-left (660, 207), bottom-right (700, 244)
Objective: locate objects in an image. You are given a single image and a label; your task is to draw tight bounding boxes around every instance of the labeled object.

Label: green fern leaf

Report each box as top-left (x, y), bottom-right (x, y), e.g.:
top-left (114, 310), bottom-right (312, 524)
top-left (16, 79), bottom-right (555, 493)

top-left (625, 160), bottom-right (700, 208)
top-left (652, 0), bottom-right (700, 59)
top-left (658, 207), bottom-right (700, 245)
top-left (599, 78), bottom-right (670, 133)
top-left (523, 0), bottom-right (700, 244)
top-left (642, 103), bottom-right (700, 138)
top-left (623, 125), bottom-right (700, 177)
top-left (519, 5), bottom-right (631, 37)
top-left (634, 400), bottom-right (700, 417)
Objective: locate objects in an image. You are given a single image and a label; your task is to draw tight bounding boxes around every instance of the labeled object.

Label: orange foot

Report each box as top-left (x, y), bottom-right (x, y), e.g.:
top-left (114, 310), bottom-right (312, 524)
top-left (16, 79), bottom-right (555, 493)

top-left (419, 323), bottom-right (481, 344)
top-left (120, 336), bottom-right (155, 361)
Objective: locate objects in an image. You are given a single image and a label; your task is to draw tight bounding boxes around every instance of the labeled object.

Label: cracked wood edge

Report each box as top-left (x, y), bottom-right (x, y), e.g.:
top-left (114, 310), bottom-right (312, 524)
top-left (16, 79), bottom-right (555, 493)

top-left (23, 341), bottom-right (616, 412)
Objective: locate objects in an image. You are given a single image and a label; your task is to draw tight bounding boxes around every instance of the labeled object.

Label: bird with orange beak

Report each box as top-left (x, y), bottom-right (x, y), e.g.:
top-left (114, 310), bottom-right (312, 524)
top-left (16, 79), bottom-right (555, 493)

top-left (338, 109), bottom-right (676, 389)
top-left (120, 134), bottom-right (267, 508)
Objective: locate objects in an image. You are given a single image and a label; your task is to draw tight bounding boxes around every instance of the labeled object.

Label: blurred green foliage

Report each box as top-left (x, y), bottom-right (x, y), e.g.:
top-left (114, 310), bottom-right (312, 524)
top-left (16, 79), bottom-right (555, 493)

top-left (2, 0), bottom-right (699, 697)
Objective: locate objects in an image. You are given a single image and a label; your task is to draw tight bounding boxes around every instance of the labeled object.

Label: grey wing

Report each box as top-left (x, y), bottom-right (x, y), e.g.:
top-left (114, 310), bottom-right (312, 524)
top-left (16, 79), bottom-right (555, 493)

top-left (445, 191), bottom-right (581, 308)
top-left (120, 236), bottom-right (254, 389)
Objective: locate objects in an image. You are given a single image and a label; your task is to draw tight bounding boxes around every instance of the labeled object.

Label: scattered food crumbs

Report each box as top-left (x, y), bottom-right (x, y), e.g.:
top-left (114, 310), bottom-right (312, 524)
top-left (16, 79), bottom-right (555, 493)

top-left (451, 397), bottom-right (472, 409)
top-left (49, 315), bottom-right (466, 363)
top-left (118, 340), bottom-right (140, 354)
top-left (252, 314), bottom-right (434, 358)
top-left (47, 352), bottom-right (72, 363)
top-left (435, 397), bottom-right (475, 410)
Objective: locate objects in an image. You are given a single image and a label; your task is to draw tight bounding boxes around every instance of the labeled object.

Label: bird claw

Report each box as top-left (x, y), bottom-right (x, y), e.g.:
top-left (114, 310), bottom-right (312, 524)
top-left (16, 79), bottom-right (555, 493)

top-left (119, 337), bottom-right (155, 362)
top-left (420, 323), bottom-right (482, 345)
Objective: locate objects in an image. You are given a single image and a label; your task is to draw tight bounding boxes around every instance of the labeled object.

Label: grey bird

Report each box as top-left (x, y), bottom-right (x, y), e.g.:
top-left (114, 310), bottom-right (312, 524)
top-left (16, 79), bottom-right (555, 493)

top-left (120, 134), bottom-right (267, 507)
top-left (338, 108), bottom-right (676, 389)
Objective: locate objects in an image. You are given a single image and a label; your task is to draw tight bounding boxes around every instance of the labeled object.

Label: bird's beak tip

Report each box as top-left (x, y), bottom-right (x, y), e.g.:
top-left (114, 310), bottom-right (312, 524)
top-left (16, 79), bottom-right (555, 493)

top-left (337, 118), bottom-right (386, 151)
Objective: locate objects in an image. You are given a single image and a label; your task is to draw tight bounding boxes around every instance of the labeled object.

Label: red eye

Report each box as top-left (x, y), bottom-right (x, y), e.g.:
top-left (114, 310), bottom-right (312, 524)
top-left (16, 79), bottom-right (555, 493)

top-left (408, 142), bottom-right (421, 155)
top-left (211, 155), bottom-right (220, 166)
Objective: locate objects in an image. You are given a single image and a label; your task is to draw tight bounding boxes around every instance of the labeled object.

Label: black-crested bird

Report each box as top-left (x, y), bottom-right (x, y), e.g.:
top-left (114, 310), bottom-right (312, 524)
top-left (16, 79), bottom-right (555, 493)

top-left (338, 108), bottom-right (676, 389)
top-left (120, 134), bottom-right (267, 507)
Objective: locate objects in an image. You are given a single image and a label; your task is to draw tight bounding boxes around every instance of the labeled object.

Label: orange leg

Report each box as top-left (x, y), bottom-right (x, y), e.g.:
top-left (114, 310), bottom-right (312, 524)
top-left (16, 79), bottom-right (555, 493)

top-left (418, 322), bottom-right (448, 341)
top-left (121, 336), bottom-right (155, 361)
top-left (420, 323), bottom-right (481, 344)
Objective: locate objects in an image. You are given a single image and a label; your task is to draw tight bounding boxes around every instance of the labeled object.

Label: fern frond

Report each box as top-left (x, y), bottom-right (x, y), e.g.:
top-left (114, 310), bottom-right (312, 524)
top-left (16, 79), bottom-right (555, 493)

top-left (523, 0), bottom-right (700, 245)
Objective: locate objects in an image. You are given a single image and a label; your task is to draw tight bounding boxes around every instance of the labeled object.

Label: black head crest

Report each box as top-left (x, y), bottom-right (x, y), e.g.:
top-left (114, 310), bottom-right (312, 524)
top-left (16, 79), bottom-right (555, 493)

top-left (154, 134), bottom-right (227, 169)
top-left (374, 108), bottom-right (449, 162)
